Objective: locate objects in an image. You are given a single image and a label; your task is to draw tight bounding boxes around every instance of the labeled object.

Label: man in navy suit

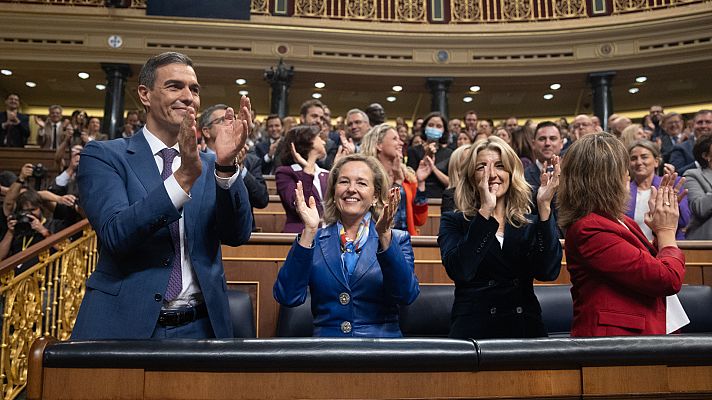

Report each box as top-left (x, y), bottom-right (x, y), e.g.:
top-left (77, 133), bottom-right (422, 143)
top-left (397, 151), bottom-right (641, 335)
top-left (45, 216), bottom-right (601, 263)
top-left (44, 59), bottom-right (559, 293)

top-left (0, 93), bottom-right (30, 148)
top-left (670, 110), bottom-right (712, 175)
top-left (72, 52), bottom-right (253, 339)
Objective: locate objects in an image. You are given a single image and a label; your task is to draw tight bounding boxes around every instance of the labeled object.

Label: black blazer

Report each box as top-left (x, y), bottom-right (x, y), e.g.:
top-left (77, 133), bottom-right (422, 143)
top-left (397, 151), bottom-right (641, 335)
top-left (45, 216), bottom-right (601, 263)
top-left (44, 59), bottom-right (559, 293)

top-left (438, 211), bottom-right (562, 339)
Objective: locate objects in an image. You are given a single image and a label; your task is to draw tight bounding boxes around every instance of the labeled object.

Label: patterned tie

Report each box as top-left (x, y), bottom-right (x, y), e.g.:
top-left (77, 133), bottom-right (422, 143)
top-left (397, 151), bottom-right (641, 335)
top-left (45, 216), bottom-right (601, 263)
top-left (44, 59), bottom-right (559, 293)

top-left (159, 148), bottom-right (182, 301)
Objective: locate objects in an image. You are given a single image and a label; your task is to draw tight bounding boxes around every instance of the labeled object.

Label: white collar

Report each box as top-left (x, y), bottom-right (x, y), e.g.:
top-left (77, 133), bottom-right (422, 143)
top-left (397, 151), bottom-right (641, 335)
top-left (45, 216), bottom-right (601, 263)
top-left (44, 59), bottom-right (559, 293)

top-left (142, 126), bottom-right (180, 156)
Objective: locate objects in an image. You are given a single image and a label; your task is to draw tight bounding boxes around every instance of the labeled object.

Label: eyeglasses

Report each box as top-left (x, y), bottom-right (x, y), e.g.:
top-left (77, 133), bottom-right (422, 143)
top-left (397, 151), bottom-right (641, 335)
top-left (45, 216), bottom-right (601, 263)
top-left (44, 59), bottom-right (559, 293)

top-left (205, 116), bottom-right (225, 128)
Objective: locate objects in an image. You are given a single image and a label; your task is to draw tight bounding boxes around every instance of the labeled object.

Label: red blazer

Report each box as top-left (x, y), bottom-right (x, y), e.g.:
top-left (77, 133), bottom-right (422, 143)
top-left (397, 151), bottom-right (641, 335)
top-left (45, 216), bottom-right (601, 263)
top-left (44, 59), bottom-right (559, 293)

top-left (565, 212), bottom-right (685, 337)
top-left (402, 178), bottom-right (428, 236)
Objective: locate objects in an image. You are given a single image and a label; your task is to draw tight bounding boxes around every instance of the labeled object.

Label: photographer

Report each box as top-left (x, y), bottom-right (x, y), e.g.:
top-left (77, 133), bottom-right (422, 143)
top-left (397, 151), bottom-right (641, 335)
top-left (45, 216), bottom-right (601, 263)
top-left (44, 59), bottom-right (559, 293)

top-left (0, 190), bottom-right (54, 270)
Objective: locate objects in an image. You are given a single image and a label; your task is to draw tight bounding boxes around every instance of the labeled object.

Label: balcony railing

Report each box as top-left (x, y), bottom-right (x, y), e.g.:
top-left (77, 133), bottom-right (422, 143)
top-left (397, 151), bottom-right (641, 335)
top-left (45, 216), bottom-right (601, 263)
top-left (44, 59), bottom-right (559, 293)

top-left (0, 0), bottom-right (706, 23)
top-left (0, 220), bottom-right (96, 400)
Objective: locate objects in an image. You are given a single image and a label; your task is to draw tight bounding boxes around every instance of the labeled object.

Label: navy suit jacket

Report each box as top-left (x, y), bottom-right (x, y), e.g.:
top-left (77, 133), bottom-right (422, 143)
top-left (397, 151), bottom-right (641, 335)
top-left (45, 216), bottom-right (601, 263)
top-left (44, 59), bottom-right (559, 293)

top-left (0, 111), bottom-right (30, 147)
top-left (669, 138), bottom-right (696, 175)
top-left (72, 130), bottom-right (252, 339)
top-left (273, 223), bottom-right (420, 337)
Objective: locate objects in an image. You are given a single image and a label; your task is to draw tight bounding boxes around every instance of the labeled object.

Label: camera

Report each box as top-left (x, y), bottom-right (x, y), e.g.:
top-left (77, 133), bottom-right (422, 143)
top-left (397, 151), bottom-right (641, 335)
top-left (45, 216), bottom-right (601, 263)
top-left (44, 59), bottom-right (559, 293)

top-left (11, 211), bottom-right (33, 237)
top-left (32, 163), bottom-right (47, 179)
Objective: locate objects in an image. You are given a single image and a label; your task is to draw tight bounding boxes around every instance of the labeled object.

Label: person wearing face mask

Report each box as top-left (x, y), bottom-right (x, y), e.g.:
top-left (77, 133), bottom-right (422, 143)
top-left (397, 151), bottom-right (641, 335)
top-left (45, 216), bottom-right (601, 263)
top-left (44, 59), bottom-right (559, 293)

top-left (275, 125), bottom-right (329, 233)
top-left (438, 136), bottom-right (562, 339)
top-left (274, 154), bottom-right (419, 337)
top-left (406, 112), bottom-right (453, 199)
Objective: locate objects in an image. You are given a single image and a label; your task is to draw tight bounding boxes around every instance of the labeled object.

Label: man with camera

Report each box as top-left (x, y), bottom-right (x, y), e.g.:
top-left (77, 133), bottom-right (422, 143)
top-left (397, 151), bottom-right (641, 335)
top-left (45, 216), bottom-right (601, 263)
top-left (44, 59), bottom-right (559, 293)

top-left (0, 190), bottom-right (53, 270)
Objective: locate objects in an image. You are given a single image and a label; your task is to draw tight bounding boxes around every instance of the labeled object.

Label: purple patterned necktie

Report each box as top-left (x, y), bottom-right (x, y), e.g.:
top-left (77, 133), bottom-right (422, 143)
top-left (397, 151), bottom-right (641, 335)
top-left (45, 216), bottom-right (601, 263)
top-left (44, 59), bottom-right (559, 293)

top-left (159, 148), bottom-right (182, 301)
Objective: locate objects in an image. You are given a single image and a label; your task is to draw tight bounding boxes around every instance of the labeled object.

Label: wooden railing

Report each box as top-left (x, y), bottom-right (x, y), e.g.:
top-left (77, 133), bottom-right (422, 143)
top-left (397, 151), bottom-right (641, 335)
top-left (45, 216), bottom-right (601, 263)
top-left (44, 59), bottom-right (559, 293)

top-left (0, 220), bottom-right (97, 400)
top-left (0, 0), bottom-right (706, 23)
top-left (2, 220), bottom-right (711, 398)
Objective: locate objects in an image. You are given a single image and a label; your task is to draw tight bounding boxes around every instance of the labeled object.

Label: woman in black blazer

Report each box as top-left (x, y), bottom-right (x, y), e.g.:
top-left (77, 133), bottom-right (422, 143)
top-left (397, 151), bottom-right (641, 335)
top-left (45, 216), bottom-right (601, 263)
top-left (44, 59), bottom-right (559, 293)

top-left (438, 136), bottom-right (562, 339)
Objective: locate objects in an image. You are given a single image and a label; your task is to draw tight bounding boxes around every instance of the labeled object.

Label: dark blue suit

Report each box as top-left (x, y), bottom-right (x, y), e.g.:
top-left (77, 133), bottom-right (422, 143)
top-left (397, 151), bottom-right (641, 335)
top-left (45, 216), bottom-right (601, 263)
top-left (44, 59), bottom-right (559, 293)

top-left (669, 137), bottom-right (696, 175)
top-left (72, 130), bottom-right (252, 339)
top-left (273, 223), bottom-right (419, 337)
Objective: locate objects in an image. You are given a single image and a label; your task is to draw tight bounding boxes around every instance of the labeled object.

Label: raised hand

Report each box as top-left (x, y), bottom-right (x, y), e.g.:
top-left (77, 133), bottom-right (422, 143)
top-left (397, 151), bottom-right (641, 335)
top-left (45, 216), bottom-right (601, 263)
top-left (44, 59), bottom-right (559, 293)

top-left (213, 103), bottom-right (249, 168)
top-left (339, 130), bottom-right (356, 154)
top-left (375, 187), bottom-right (401, 249)
top-left (673, 175), bottom-right (688, 204)
top-left (174, 107), bottom-right (202, 193)
top-left (290, 142), bottom-right (308, 168)
top-left (536, 155), bottom-right (560, 221)
top-left (295, 181), bottom-right (320, 248)
top-left (391, 156), bottom-right (405, 185)
top-left (34, 115), bottom-right (46, 129)
top-left (644, 173), bottom-right (680, 245)
top-left (416, 158), bottom-right (432, 183)
top-left (477, 160), bottom-right (497, 216)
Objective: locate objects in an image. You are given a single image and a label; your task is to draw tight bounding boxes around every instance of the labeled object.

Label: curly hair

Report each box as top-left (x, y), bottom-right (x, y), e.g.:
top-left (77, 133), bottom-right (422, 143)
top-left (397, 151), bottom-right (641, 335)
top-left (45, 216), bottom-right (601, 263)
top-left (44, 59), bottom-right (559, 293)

top-left (322, 154), bottom-right (390, 226)
top-left (454, 136), bottom-right (531, 227)
top-left (558, 132), bottom-right (630, 229)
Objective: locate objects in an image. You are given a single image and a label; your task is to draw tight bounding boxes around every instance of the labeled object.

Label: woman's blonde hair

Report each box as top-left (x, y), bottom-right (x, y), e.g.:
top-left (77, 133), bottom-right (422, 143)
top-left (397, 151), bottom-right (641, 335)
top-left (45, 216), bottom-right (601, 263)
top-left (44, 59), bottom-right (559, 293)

top-left (447, 144), bottom-right (471, 190)
top-left (323, 154), bottom-right (390, 226)
top-left (558, 132), bottom-right (629, 229)
top-left (619, 123), bottom-right (643, 150)
top-left (455, 136), bottom-right (531, 227)
top-left (361, 123), bottom-right (416, 183)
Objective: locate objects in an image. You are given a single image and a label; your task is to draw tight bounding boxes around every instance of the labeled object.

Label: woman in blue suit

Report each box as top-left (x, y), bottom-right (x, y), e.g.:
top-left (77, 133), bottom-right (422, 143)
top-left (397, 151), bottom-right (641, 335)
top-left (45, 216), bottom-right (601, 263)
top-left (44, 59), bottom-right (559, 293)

top-left (438, 136), bottom-right (562, 339)
top-left (274, 153), bottom-right (420, 337)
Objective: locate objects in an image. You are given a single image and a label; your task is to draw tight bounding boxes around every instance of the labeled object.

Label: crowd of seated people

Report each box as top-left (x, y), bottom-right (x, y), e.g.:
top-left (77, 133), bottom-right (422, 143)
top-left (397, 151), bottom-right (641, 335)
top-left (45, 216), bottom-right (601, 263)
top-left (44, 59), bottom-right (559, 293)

top-left (2, 85), bottom-right (712, 340)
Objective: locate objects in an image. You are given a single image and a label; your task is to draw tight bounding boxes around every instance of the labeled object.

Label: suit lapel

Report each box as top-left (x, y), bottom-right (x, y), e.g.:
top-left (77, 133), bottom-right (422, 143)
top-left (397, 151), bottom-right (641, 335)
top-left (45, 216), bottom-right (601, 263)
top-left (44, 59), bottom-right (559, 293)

top-left (349, 223), bottom-right (378, 287)
top-left (620, 216), bottom-right (657, 256)
top-left (319, 225), bottom-right (349, 289)
top-left (126, 130), bottom-right (163, 194)
top-left (701, 169), bottom-right (712, 190)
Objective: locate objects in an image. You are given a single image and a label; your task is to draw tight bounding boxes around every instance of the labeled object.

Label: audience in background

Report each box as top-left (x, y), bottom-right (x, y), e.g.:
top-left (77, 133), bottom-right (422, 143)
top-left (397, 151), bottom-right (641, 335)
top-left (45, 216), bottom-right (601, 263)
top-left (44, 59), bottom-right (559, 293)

top-left (255, 114), bottom-right (284, 175)
top-left (626, 140), bottom-right (689, 241)
top-left (406, 112), bottom-right (452, 199)
top-left (683, 135), bottom-right (712, 239)
top-left (670, 110), bottom-right (712, 174)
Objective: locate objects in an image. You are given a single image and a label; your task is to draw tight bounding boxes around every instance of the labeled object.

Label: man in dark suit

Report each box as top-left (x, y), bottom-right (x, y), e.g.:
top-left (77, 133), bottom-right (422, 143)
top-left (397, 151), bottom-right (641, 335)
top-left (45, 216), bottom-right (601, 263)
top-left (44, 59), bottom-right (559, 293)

top-left (670, 110), bottom-right (712, 175)
top-left (524, 121), bottom-right (563, 236)
top-left (200, 103), bottom-right (268, 231)
top-left (254, 114), bottom-right (283, 175)
top-left (72, 52), bottom-right (253, 340)
top-left (0, 93), bottom-right (30, 147)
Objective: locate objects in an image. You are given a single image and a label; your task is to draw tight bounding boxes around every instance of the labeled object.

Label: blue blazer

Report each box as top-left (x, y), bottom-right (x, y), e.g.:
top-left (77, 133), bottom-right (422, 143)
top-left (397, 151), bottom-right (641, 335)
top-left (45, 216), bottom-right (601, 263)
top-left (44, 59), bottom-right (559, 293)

top-left (669, 138), bottom-right (696, 175)
top-left (273, 223), bottom-right (420, 337)
top-left (72, 130), bottom-right (252, 339)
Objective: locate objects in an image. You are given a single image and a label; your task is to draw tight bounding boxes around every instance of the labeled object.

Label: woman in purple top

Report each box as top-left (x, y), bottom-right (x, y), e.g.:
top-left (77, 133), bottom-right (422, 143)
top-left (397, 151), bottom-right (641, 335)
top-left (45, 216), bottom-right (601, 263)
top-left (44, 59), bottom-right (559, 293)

top-left (626, 140), bottom-right (690, 240)
top-left (275, 125), bottom-right (328, 233)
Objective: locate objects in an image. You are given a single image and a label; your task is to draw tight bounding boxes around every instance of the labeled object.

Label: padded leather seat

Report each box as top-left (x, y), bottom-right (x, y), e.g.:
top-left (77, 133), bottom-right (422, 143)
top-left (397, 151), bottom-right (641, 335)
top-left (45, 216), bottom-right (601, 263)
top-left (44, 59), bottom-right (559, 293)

top-left (678, 284), bottom-right (712, 333)
top-left (534, 284), bottom-right (573, 338)
top-left (276, 293), bottom-right (313, 337)
top-left (227, 289), bottom-right (256, 338)
top-left (399, 284), bottom-right (454, 337)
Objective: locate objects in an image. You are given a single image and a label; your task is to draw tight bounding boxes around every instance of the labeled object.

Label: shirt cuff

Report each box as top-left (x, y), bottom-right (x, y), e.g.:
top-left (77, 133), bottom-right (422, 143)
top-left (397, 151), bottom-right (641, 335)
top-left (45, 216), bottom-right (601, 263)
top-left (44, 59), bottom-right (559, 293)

top-left (165, 175), bottom-right (191, 210)
top-left (214, 168), bottom-right (241, 189)
top-left (263, 153), bottom-right (272, 163)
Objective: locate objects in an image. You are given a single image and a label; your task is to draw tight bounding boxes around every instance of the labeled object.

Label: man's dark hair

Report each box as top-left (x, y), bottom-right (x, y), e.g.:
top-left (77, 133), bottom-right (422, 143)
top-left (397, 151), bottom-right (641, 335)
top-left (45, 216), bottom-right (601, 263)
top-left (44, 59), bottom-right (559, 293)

top-left (534, 121), bottom-right (561, 138)
top-left (693, 135), bottom-right (712, 169)
top-left (16, 189), bottom-right (42, 210)
top-left (198, 104), bottom-right (228, 131)
top-left (138, 52), bottom-right (194, 89)
top-left (266, 114), bottom-right (282, 124)
top-left (464, 110), bottom-right (477, 119)
top-left (126, 110), bottom-right (139, 118)
top-left (299, 99), bottom-right (324, 119)
top-left (695, 109), bottom-right (712, 119)
top-left (5, 93), bottom-right (20, 100)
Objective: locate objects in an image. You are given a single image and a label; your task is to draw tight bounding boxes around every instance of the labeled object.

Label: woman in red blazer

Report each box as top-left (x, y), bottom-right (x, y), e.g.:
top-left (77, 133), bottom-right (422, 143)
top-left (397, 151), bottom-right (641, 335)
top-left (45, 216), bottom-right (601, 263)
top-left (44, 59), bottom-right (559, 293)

top-left (558, 133), bottom-right (685, 337)
top-left (361, 124), bottom-right (429, 236)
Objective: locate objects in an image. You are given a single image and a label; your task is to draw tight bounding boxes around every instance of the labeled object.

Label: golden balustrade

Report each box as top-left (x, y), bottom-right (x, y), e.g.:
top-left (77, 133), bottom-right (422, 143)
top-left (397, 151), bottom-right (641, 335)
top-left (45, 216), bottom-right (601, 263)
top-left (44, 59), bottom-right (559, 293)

top-left (0, 220), bottom-right (96, 400)
top-left (0, 0), bottom-right (706, 22)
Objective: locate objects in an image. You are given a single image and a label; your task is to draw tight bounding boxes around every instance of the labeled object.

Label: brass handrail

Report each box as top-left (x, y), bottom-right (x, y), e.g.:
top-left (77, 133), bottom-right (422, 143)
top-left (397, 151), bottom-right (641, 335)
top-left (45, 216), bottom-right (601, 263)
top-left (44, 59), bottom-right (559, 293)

top-left (0, 219), bottom-right (97, 400)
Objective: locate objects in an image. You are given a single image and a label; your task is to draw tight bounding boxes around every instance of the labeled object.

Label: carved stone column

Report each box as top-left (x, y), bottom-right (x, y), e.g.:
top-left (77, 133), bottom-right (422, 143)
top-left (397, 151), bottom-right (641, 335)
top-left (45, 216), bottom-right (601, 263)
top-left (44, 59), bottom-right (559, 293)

top-left (426, 77), bottom-right (453, 120)
top-left (588, 71), bottom-right (616, 132)
top-left (101, 63), bottom-right (132, 139)
top-left (264, 59), bottom-right (294, 119)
